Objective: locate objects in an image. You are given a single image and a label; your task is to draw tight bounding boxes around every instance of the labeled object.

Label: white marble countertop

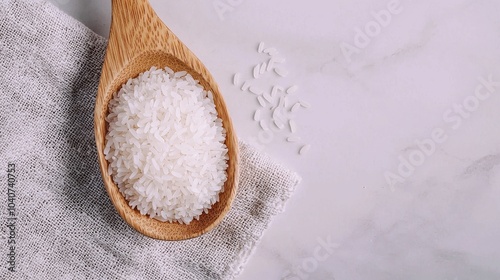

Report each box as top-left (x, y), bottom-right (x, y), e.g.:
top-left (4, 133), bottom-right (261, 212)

top-left (48, 0), bottom-right (500, 279)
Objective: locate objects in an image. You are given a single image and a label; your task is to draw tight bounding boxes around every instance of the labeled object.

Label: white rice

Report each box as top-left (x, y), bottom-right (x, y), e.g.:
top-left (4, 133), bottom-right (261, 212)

top-left (272, 107), bottom-right (285, 123)
top-left (266, 58), bottom-right (274, 71)
top-left (249, 86), bottom-right (263, 95)
top-left (300, 100), bottom-right (311, 108)
top-left (278, 96), bottom-right (285, 108)
top-left (273, 119), bottom-right (284, 130)
top-left (299, 144), bottom-right (311, 155)
top-left (241, 81), bottom-right (251, 91)
top-left (271, 85), bottom-right (283, 97)
top-left (273, 56), bottom-right (286, 63)
top-left (290, 102), bottom-right (301, 113)
top-left (287, 85), bottom-right (298, 94)
top-left (258, 42), bottom-right (265, 53)
top-left (253, 64), bottom-right (260, 79)
top-left (263, 47), bottom-right (277, 55)
top-left (274, 67), bottom-right (289, 77)
top-left (233, 73), bottom-right (240, 86)
top-left (263, 91), bottom-right (274, 103)
top-left (259, 62), bottom-right (267, 74)
top-left (104, 66), bottom-right (229, 224)
top-left (257, 96), bottom-right (267, 107)
top-left (287, 136), bottom-right (301, 142)
top-left (259, 119), bottom-right (269, 131)
top-left (289, 119), bottom-right (297, 133)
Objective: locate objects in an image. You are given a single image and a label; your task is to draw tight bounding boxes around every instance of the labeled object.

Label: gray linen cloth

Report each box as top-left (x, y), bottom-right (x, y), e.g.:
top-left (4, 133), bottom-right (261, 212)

top-left (0, 0), bottom-right (301, 279)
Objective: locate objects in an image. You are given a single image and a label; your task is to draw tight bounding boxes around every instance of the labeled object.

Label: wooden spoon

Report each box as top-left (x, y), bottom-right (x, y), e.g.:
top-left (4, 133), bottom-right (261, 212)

top-left (94, 0), bottom-right (239, 240)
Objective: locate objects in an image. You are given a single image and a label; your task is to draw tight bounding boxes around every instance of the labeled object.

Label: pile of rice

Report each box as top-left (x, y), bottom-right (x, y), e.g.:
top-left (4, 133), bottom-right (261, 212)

top-left (104, 66), bottom-right (228, 224)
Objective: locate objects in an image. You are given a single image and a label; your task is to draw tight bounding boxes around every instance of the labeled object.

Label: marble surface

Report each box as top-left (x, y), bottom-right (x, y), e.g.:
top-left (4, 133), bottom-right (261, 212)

top-left (48, 0), bottom-right (500, 279)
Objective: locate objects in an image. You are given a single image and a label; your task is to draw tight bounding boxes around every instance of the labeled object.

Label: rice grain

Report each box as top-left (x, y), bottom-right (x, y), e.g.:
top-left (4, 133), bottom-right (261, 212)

top-left (104, 66), bottom-right (228, 225)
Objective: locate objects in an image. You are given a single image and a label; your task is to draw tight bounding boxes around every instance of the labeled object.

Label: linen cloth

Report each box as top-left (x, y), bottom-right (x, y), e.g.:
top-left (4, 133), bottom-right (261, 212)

top-left (0, 0), bottom-right (301, 279)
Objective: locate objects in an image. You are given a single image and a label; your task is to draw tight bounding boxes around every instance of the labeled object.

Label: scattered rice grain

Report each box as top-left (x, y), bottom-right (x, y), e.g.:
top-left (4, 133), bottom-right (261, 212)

top-left (241, 81), bottom-right (251, 91)
top-left (291, 102), bottom-right (301, 113)
top-left (284, 96), bottom-right (290, 108)
top-left (274, 119), bottom-right (284, 130)
top-left (259, 119), bottom-right (269, 131)
top-left (287, 136), bottom-right (301, 142)
top-left (273, 57), bottom-right (286, 63)
top-left (300, 101), bottom-right (311, 108)
top-left (299, 144), bottom-right (311, 155)
top-left (289, 119), bottom-right (297, 133)
top-left (274, 67), bottom-right (289, 77)
top-left (278, 96), bottom-right (285, 108)
top-left (104, 66), bottom-right (228, 225)
top-left (266, 58), bottom-right (274, 71)
top-left (254, 109), bottom-right (261, 121)
top-left (253, 65), bottom-right (260, 79)
top-left (287, 85), bottom-right (298, 94)
top-left (233, 73), bottom-right (240, 86)
top-left (272, 107), bottom-right (284, 122)
top-left (249, 86), bottom-right (263, 95)
top-left (264, 47), bottom-right (278, 56)
top-left (259, 62), bottom-right (267, 74)
top-left (258, 42), bottom-right (265, 53)
top-left (271, 85), bottom-right (283, 97)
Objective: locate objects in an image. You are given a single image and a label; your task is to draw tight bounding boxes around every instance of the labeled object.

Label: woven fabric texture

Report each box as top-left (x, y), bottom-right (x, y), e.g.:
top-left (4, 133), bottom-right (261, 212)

top-left (0, 0), bottom-right (301, 279)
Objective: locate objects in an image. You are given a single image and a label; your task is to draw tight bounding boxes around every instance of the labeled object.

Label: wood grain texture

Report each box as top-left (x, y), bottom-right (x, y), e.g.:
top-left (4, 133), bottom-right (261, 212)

top-left (94, 0), bottom-right (239, 241)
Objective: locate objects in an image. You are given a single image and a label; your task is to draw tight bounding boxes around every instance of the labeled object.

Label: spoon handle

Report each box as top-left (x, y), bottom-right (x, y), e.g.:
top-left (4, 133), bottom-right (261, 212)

top-left (109, 0), bottom-right (160, 60)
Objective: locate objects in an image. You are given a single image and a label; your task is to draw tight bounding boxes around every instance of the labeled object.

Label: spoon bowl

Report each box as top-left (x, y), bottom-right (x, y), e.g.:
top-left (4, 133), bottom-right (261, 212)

top-left (94, 0), bottom-right (239, 240)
